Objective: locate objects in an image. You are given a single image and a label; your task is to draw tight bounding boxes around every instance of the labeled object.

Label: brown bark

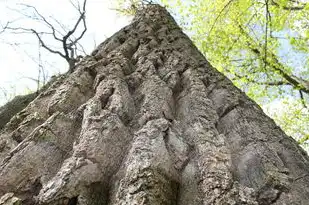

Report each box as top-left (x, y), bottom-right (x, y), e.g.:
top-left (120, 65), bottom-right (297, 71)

top-left (1, 4), bottom-right (309, 205)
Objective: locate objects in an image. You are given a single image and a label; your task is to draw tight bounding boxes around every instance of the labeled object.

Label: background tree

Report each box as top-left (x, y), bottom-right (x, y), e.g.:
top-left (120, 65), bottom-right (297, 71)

top-left (5, 0), bottom-right (87, 73)
top-left (0, 0), bottom-right (131, 107)
top-left (1, 4), bottom-right (309, 204)
top-left (0, 0), bottom-right (89, 132)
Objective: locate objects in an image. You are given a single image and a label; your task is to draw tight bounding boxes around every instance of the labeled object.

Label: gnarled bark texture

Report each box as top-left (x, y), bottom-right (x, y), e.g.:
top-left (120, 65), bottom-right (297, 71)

top-left (1, 4), bottom-right (309, 205)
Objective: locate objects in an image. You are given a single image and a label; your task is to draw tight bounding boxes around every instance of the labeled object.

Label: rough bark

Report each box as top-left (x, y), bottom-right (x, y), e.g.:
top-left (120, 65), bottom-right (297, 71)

top-left (0, 93), bottom-right (37, 130)
top-left (1, 4), bottom-right (309, 205)
top-left (0, 74), bottom-right (65, 131)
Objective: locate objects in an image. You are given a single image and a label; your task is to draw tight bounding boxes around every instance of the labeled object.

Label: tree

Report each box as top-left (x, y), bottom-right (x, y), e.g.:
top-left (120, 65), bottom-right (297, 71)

top-left (1, 4), bottom-right (309, 204)
top-left (4, 0), bottom-right (87, 73)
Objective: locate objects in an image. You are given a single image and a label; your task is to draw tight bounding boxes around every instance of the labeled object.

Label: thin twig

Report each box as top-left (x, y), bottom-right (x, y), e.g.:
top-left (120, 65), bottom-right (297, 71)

top-left (209, 0), bottom-right (234, 35)
top-left (270, 0), bottom-right (306, 10)
top-left (19, 4), bottom-right (63, 41)
top-left (264, 0), bottom-right (271, 71)
top-left (299, 90), bottom-right (308, 108)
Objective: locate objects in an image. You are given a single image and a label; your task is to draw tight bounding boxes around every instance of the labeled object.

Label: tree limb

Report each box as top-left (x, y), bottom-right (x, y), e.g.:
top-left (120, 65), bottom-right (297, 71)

top-left (299, 90), bottom-right (308, 108)
top-left (209, 0), bottom-right (235, 35)
top-left (0, 22), bottom-right (10, 34)
top-left (238, 24), bottom-right (309, 94)
top-left (18, 4), bottom-right (63, 42)
top-left (6, 0), bottom-right (88, 73)
top-left (31, 29), bottom-right (66, 59)
top-left (270, 0), bottom-right (306, 10)
top-left (232, 72), bottom-right (290, 86)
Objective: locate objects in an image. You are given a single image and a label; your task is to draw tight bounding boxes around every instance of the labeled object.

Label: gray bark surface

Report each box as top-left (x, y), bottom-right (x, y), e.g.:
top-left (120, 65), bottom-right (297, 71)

top-left (1, 4), bottom-right (309, 205)
top-left (0, 93), bottom-right (37, 130)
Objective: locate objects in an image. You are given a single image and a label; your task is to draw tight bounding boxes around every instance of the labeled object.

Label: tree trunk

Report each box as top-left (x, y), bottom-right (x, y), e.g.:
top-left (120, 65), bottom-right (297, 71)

top-left (1, 4), bottom-right (309, 205)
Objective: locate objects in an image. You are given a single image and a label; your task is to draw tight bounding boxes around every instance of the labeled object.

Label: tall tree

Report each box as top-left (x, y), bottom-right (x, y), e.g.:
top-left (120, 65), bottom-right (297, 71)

top-left (1, 4), bottom-right (309, 205)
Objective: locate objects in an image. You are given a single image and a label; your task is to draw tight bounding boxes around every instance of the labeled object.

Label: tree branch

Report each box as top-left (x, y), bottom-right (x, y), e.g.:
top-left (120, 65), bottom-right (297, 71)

top-left (270, 0), bottom-right (306, 10)
top-left (299, 90), bottom-right (308, 108)
top-left (31, 29), bottom-right (66, 59)
top-left (264, 0), bottom-right (271, 71)
top-left (18, 4), bottom-right (63, 42)
top-left (6, 0), bottom-right (88, 73)
top-left (238, 24), bottom-right (309, 94)
top-left (0, 21), bottom-right (10, 34)
top-left (209, 0), bottom-right (235, 35)
top-left (62, 0), bottom-right (87, 72)
top-left (232, 72), bottom-right (290, 86)
top-left (63, 0), bottom-right (87, 46)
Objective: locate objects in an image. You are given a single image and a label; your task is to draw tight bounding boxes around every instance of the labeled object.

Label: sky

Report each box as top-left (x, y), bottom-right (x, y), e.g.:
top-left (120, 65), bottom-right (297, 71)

top-left (0, 0), bottom-right (131, 105)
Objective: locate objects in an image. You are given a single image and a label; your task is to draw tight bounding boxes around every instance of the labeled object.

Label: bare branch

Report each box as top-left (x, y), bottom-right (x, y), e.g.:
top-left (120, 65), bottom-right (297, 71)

top-left (49, 17), bottom-right (69, 35)
top-left (0, 21), bottom-right (10, 34)
top-left (69, 0), bottom-right (81, 11)
top-left (270, 0), bottom-right (306, 10)
top-left (6, 25), bottom-right (66, 60)
top-left (18, 4), bottom-right (63, 42)
top-left (31, 29), bottom-right (66, 58)
top-left (6, 0), bottom-right (88, 73)
top-left (76, 41), bottom-right (87, 56)
top-left (65, 0), bottom-right (87, 47)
